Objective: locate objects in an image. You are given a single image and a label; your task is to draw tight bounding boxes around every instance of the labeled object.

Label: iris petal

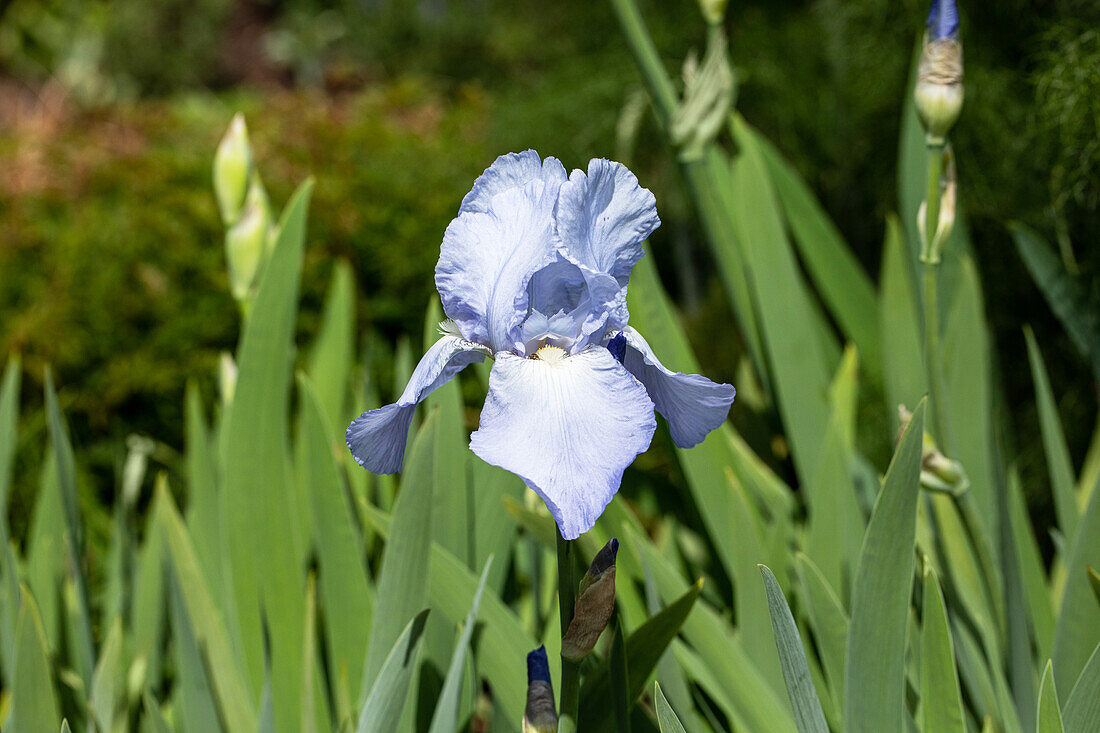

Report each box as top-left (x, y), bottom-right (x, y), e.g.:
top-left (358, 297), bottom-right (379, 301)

top-left (460, 150), bottom-right (567, 215)
top-left (470, 348), bottom-right (656, 539)
top-left (619, 327), bottom-right (735, 448)
top-left (437, 176), bottom-right (563, 353)
top-left (554, 159), bottom-right (660, 330)
top-left (346, 335), bottom-right (487, 473)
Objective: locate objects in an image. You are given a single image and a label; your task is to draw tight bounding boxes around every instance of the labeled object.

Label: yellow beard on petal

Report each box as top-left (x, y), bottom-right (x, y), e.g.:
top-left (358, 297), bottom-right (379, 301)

top-left (533, 344), bottom-right (567, 365)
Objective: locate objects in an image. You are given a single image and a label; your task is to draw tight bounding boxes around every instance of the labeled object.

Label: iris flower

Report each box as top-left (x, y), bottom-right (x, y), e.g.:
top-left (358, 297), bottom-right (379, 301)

top-left (347, 151), bottom-right (735, 539)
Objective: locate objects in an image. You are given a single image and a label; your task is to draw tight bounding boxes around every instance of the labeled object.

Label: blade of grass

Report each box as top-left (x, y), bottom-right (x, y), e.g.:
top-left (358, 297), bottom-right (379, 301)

top-left (1051, 472), bottom-right (1100, 696)
top-left (1062, 641), bottom-right (1100, 733)
top-left (219, 180), bottom-right (314, 727)
top-left (299, 374), bottom-right (373, 698)
top-left (752, 130), bottom-right (882, 384)
top-left (578, 581), bottom-right (703, 729)
top-left (356, 610), bottom-right (431, 733)
top-left (1036, 661), bottom-right (1065, 733)
top-left (1025, 326), bottom-right (1080, 543)
top-left (759, 565), bottom-right (829, 733)
top-left (920, 565), bottom-right (966, 733)
top-left (10, 588), bottom-right (61, 732)
top-left (361, 410), bottom-right (438, 693)
top-left (655, 681), bottom-right (688, 733)
top-left (844, 399), bottom-right (926, 733)
top-left (428, 558), bottom-right (492, 733)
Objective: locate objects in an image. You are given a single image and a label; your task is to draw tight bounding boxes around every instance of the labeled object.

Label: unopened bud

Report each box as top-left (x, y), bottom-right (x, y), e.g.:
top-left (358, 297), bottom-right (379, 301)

top-left (523, 646), bottom-right (558, 733)
top-left (219, 352), bottom-right (238, 406)
top-left (561, 539), bottom-right (617, 662)
top-left (915, 1), bottom-right (963, 141)
top-left (225, 177), bottom-right (272, 303)
top-left (213, 114), bottom-right (254, 225)
top-left (671, 28), bottom-right (734, 162)
top-left (696, 0), bottom-right (727, 26)
top-left (897, 405), bottom-right (969, 495)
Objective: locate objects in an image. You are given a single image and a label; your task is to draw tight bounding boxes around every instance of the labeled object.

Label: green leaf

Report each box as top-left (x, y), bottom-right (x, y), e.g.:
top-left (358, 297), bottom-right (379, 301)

top-left (806, 346), bottom-right (864, 593)
top-left (759, 565), bottom-right (829, 733)
top-left (1007, 468), bottom-right (1056, 661)
top-left (428, 558), bottom-right (493, 733)
top-left (1036, 661), bottom-right (1065, 733)
top-left (184, 383), bottom-right (223, 608)
top-left (142, 691), bottom-right (173, 733)
top-left (794, 553), bottom-right (848, 718)
top-left (844, 399), bottom-right (925, 733)
top-left (307, 259), bottom-right (356, 441)
top-left (655, 682), bottom-right (688, 733)
top-left (919, 565), bottom-right (966, 733)
top-left (1062, 641), bottom-right (1100, 733)
top-left (0, 354), bottom-right (22, 678)
top-left (1025, 326), bottom-right (1080, 543)
top-left (10, 589), bottom-right (61, 733)
top-left (879, 215), bottom-right (926, 423)
top-left (578, 580), bottom-right (703, 729)
top-left (356, 610), bottom-right (431, 733)
top-left (610, 620), bottom-right (632, 733)
top-left (624, 525), bottom-right (796, 733)
top-left (44, 371), bottom-right (95, 688)
top-left (752, 129), bottom-right (882, 383)
top-left (299, 374), bottom-right (373, 700)
top-left (362, 501), bottom-right (538, 723)
top-left (1052, 471), bottom-right (1100, 697)
top-left (157, 482), bottom-right (255, 732)
top-left (0, 354), bottom-right (19, 519)
top-left (219, 179), bottom-right (313, 728)
top-left (90, 617), bottom-right (125, 733)
top-left (361, 410), bottom-right (437, 698)
top-left (131, 491), bottom-right (167, 692)
top-left (728, 113), bottom-right (832, 485)
top-left (1012, 224), bottom-right (1100, 384)
top-left (942, 257), bottom-right (998, 527)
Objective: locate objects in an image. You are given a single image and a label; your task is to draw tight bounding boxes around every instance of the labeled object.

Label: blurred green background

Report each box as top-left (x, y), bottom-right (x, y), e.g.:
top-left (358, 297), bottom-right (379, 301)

top-left (1, 0), bottom-right (1097, 537)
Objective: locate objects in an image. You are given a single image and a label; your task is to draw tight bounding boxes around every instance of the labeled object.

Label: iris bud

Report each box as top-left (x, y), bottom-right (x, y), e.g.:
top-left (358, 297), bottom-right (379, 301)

top-left (671, 28), bottom-right (734, 162)
top-left (523, 646), bottom-right (558, 733)
top-left (696, 0), bottom-right (727, 26)
top-left (224, 176), bottom-right (272, 303)
top-left (897, 406), bottom-right (969, 495)
top-left (219, 352), bottom-right (238, 406)
top-left (213, 113), bottom-right (254, 226)
top-left (561, 539), bottom-right (618, 662)
top-left (915, 0), bottom-right (963, 142)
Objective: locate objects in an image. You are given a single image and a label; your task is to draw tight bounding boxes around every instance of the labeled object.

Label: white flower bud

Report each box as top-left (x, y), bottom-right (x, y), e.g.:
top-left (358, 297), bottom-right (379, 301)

top-left (213, 114), bottom-right (253, 226)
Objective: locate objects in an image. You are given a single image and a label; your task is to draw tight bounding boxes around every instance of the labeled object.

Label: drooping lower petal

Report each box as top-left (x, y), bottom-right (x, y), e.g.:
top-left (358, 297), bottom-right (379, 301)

top-left (347, 335), bottom-right (487, 473)
top-left (616, 327), bottom-right (735, 449)
top-left (470, 348), bottom-right (656, 539)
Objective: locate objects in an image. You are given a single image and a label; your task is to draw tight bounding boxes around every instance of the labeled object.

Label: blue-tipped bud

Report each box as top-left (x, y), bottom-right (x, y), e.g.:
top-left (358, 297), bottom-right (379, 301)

top-left (523, 646), bottom-right (558, 733)
top-left (926, 0), bottom-right (959, 42)
top-left (561, 539), bottom-right (618, 662)
top-left (916, 0), bottom-right (964, 141)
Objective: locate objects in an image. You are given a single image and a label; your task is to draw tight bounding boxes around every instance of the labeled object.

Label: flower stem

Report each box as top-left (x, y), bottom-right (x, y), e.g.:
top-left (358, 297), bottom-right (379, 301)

top-left (921, 142), bottom-right (952, 451)
top-left (556, 531), bottom-right (581, 732)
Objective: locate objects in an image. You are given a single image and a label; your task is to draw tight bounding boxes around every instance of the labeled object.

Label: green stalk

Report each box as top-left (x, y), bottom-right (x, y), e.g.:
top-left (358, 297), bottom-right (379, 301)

top-left (557, 531), bottom-right (581, 733)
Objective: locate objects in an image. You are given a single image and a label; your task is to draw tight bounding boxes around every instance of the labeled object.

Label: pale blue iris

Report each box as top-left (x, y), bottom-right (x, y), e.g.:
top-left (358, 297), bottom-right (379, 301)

top-left (926, 0), bottom-right (959, 41)
top-left (347, 151), bottom-right (735, 539)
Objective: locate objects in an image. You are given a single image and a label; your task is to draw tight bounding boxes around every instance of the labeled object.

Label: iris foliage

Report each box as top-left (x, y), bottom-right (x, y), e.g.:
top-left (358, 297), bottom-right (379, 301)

top-left (0, 0), bottom-right (1098, 731)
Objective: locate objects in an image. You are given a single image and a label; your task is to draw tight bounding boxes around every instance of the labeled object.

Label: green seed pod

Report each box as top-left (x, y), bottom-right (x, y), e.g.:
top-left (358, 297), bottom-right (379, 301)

top-left (561, 539), bottom-right (618, 662)
top-left (213, 113), bottom-right (254, 226)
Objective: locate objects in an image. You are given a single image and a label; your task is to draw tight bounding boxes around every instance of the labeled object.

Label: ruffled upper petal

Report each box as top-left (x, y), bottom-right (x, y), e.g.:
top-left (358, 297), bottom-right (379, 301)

top-left (617, 327), bottom-right (735, 449)
top-left (470, 348), bottom-right (656, 540)
top-left (437, 170), bottom-right (564, 353)
top-left (347, 335), bottom-right (487, 473)
top-left (460, 150), bottom-right (567, 215)
top-left (554, 159), bottom-right (660, 283)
